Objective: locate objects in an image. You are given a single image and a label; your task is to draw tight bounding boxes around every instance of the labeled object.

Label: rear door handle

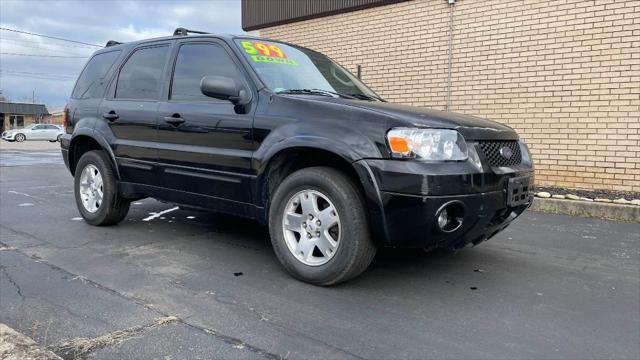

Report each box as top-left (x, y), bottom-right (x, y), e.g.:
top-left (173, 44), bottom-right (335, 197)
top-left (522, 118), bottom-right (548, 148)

top-left (164, 114), bottom-right (185, 126)
top-left (103, 111), bottom-right (119, 121)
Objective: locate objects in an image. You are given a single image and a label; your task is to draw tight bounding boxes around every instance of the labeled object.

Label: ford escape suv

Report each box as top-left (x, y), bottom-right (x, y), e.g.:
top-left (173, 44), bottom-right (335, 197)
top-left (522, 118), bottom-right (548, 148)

top-left (60, 28), bottom-right (534, 285)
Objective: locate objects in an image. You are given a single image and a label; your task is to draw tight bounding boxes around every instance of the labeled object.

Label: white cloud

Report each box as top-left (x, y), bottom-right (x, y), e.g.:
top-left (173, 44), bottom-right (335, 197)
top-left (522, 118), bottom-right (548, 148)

top-left (0, 0), bottom-right (244, 106)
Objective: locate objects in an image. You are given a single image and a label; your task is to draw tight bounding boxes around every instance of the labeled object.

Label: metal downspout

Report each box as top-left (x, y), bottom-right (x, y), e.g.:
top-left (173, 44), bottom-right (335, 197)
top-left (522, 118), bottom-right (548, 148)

top-left (446, 0), bottom-right (455, 111)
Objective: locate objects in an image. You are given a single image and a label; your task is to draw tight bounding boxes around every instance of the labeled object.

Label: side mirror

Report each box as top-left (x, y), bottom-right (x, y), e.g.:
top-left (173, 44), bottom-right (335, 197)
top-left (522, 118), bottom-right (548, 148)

top-left (200, 76), bottom-right (250, 105)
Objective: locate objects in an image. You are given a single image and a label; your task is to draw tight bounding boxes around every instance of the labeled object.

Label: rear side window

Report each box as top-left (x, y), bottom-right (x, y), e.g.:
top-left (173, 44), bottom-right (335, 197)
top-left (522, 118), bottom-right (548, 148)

top-left (116, 45), bottom-right (170, 100)
top-left (71, 50), bottom-right (121, 99)
top-left (171, 43), bottom-right (242, 101)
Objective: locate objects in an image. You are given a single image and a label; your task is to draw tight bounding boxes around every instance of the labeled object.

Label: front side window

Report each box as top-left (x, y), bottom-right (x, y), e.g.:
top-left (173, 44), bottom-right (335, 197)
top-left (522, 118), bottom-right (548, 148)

top-left (72, 50), bottom-right (121, 99)
top-left (234, 38), bottom-right (379, 100)
top-left (171, 43), bottom-right (242, 101)
top-left (116, 46), bottom-right (169, 100)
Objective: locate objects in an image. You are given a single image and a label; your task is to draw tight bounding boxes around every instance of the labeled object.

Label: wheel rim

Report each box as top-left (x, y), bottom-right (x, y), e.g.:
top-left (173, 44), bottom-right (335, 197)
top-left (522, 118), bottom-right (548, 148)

top-left (282, 189), bottom-right (341, 266)
top-left (16, 134), bottom-right (24, 142)
top-left (79, 164), bottom-right (104, 213)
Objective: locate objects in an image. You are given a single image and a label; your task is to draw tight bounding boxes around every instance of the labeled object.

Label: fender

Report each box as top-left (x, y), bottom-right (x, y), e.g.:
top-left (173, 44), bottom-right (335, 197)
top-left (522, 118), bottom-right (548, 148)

top-left (253, 118), bottom-right (383, 169)
top-left (68, 118), bottom-right (120, 179)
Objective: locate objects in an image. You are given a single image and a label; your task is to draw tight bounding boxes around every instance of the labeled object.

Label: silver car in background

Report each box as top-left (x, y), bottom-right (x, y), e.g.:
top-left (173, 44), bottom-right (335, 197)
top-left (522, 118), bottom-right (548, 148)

top-left (2, 124), bottom-right (64, 142)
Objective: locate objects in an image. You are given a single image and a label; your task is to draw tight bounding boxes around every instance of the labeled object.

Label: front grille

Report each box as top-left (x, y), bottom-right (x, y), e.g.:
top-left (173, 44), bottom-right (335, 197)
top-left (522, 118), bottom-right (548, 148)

top-left (478, 140), bottom-right (522, 167)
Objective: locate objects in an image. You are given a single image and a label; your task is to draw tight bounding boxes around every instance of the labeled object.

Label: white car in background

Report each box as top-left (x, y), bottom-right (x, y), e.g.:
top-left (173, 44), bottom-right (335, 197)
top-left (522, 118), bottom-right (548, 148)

top-left (2, 124), bottom-right (64, 142)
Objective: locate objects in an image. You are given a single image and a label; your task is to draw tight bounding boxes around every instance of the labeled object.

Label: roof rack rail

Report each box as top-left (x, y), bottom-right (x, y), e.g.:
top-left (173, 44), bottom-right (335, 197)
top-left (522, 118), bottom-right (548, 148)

top-left (173, 27), bottom-right (209, 36)
top-left (105, 40), bottom-right (123, 47)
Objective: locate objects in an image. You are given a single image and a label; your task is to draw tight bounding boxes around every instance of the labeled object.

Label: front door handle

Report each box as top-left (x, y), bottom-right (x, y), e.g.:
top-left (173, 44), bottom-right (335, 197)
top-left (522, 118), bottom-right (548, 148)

top-left (103, 111), bottom-right (119, 121)
top-left (164, 114), bottom-right (185, 126)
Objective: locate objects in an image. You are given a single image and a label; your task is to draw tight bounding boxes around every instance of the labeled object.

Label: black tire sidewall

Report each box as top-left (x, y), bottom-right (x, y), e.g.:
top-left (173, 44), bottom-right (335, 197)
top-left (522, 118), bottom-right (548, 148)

top-left (74, 151), bottom-right (119, 225)
top-left (269, 167), bottom-right (371, 285)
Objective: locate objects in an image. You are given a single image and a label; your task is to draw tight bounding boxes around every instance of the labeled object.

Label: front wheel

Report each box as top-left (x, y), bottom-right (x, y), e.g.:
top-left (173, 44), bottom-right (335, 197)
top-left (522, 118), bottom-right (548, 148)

top-left (268, 167), bottom-right (376, 285)
top-left (14, 133), bottom-right (25, 142)
top-left (74, 150), bottom-right (130, 226)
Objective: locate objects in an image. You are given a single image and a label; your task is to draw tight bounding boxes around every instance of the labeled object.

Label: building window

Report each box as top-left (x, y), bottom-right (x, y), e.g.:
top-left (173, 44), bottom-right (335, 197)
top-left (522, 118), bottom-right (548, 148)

top-left (9, 115), bottom-right (24, 129)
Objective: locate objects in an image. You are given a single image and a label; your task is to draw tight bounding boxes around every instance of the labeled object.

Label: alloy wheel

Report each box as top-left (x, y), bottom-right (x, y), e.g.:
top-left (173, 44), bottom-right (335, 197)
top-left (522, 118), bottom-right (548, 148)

top-left (79, 164), bottom-right (104, 213)
top-left (282, 189), bottom-right (341, 266)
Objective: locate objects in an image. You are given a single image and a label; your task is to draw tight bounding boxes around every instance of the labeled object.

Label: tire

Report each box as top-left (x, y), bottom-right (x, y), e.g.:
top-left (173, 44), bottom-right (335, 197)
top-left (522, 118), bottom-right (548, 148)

top-left (74, 150), bottom-right (130, 226)
top-left (14, 133), bottom-right (25, 142)
top-left (57, 134), bottom-right (62, 142)
top-left (268, 167), bottom-right (376, 285)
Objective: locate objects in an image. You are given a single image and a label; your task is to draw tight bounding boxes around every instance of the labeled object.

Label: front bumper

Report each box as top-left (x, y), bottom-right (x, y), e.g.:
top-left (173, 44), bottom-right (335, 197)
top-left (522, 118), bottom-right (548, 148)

top-left (1, 132), bottom-right (15, 141)
top-left (377, 190), bottom-right (531, 248)
top-left (354, 156), bottom-right (534, 249)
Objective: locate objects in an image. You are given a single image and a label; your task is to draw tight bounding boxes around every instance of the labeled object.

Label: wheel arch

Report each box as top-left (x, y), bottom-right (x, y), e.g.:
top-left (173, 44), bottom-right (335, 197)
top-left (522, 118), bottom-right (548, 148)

top-left (258, 146), bottom-right (361, 213)
top-left (68, 133), bottom-right (119, 179)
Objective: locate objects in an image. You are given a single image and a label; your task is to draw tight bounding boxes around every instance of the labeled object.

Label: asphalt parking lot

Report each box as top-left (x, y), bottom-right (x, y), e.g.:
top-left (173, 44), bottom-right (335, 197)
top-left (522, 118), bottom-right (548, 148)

top-left (1, 142), bottom-right (639, 360)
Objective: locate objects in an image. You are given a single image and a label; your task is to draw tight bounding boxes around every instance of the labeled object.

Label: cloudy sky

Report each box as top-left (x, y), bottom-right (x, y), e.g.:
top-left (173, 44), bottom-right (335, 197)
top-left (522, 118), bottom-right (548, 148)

top-left (0, 0), bottom-right (244, 109)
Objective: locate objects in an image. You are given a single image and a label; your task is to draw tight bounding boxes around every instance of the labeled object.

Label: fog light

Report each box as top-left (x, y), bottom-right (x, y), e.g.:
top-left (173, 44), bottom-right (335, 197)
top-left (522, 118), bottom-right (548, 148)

top-left (435, 201), bottom-right (465, 232)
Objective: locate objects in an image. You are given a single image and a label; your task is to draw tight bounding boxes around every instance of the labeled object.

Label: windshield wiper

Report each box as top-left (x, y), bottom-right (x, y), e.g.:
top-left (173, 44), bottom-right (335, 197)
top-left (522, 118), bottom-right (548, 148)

top-left (344, 93), bottom-right (384, 102)
top-left (277, 88), bottom-right (383, 102)
top-left (276, 88), bottom-right (340, 98)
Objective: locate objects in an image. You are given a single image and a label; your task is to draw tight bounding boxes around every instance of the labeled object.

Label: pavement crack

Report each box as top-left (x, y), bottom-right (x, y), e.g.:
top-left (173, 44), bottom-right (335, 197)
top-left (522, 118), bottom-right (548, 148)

top-left (2, 245), bottom-right (281, 359)
top-left (0, 263), bottom-right (25, 300)
top-left (173, 319), bottom-right (281, 360)
top-left (0, 224), bottom-right (94, 250)
top-left (51, 316), bottom-right (179, 360)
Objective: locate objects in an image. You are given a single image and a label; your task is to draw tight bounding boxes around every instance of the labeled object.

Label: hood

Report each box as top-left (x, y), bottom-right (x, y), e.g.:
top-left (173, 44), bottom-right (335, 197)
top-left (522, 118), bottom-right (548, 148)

top-left (288, 96), bottom-right (519, 140)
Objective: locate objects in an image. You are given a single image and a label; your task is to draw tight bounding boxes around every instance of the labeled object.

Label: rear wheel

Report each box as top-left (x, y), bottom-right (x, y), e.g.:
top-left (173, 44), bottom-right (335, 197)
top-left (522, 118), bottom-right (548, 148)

top-left (268, 167), bottom-right (376, 285)
top-left (74, 150), bottom-right (129, 226)
top-left (15, 133), bottom-right (25, 142)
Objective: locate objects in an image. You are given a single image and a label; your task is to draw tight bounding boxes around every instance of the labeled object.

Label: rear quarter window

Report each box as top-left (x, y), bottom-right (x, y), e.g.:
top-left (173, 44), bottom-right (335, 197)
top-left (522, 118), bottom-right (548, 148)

top-left (72, 50), bottom-right (121, 99)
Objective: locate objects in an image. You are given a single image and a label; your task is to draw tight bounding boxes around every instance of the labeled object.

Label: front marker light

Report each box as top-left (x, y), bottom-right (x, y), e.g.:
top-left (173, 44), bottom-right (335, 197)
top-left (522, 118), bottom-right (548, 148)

top-left (387, 128), bottom-right (468, 161)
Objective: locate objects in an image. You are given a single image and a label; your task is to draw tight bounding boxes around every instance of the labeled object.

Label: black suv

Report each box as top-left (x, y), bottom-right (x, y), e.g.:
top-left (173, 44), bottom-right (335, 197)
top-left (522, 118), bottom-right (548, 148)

top-left (61, 29), bottom-right (534, 285)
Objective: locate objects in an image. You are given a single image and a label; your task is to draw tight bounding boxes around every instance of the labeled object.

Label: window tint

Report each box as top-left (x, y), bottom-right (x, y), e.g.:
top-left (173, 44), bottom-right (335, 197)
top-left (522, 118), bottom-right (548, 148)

top-left (72, 50), bottom-right (120, 99)
top-left (171, 43), bottom-right (241, 101)
top-left (32, 125), bottom-right (44, 130)
top-left (116, 46), bottom-right (169, 100)
top-left (46, 125), bottom-right (59, 130)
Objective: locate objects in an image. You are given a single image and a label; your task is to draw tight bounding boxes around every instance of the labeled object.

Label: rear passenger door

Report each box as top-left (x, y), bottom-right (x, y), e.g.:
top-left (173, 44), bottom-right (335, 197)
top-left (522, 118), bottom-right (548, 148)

top-left (44, 125), bottom-right (59, 140)
top-left (99, 42), bottom-right (172, 185)
top-left (156, 40), bottom-right (254, 203)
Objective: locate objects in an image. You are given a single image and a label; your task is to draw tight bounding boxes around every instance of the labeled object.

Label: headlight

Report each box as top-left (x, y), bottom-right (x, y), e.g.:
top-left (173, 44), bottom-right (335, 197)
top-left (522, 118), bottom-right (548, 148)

top-left (519, 141), bottom-right (532, 165)
top-left (387, 128), bottom-right (468, 161)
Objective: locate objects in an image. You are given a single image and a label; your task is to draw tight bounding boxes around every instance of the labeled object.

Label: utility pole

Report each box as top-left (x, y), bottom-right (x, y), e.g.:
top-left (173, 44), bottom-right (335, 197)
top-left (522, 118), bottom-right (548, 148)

top-left (32, 90), bottom-right (35, 104)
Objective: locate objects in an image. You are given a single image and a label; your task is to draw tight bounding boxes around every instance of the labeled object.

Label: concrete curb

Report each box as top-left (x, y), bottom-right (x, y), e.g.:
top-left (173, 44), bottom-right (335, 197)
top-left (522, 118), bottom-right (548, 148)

top-left (529, 198), bottom-right (640, 222)
top-left (0, 323), bottom-right (62, 360)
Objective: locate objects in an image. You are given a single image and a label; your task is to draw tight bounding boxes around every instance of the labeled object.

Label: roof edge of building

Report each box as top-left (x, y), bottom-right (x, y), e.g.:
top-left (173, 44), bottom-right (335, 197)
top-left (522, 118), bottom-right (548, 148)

top-left (241, 0), bottom-right (410, 31)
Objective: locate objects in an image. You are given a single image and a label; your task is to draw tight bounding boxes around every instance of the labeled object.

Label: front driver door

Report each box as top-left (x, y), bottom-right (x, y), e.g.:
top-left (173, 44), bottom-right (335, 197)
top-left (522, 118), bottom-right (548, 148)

top-left (30, 124), bottom-right (47, 139)
top-left (156, 40), bottom-right (254, 203)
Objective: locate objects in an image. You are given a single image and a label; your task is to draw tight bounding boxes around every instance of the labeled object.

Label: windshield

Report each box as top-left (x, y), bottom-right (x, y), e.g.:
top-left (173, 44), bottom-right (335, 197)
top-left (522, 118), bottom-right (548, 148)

top-left (234, 38), bottom-right (380, 99)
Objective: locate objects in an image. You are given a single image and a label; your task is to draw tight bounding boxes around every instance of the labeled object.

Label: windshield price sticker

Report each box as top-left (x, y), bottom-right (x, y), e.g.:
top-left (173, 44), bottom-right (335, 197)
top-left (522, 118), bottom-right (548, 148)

top-left (241, 40), bottom-right (298, 66)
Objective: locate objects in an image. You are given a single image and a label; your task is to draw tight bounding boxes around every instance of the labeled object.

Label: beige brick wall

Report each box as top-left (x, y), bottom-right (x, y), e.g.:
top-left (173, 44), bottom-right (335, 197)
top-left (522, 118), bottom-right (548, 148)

top-left (260, 0), bottom-right (640, 192)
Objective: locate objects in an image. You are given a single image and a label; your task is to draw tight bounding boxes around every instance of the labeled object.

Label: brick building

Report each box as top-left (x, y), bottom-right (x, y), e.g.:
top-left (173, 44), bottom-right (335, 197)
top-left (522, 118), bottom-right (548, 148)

top-left (242, 0), bottom-right (640, 192)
